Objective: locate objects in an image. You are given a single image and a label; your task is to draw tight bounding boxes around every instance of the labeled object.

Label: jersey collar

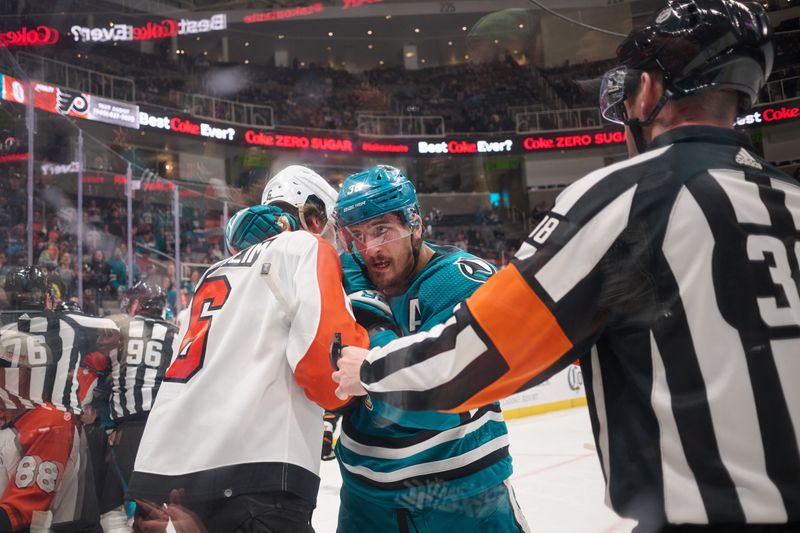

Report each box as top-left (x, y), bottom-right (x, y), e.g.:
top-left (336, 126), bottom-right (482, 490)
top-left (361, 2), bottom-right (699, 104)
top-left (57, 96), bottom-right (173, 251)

top-left (648, 125), bottom-right (752, 152)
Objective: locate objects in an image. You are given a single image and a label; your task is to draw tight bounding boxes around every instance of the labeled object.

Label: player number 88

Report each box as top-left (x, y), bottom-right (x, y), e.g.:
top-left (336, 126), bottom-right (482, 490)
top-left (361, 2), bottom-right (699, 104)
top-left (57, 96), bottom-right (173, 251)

top-left (15, 456), bottom-right (59, 493)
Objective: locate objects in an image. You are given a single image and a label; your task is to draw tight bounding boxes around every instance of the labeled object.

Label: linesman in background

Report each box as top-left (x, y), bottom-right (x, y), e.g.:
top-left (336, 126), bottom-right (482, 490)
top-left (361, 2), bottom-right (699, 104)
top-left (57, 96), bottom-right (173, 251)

top-left (335, 1), bottom-right (800, 531)
top-left (80, 281), bottom-right (179, 533)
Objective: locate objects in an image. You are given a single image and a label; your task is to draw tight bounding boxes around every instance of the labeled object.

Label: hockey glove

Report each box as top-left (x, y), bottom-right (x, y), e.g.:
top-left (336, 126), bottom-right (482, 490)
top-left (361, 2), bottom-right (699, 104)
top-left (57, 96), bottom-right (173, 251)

top-left (225, 205), bottom-right (300, 254)
top-left (348, 290), bottom-right (401, 347)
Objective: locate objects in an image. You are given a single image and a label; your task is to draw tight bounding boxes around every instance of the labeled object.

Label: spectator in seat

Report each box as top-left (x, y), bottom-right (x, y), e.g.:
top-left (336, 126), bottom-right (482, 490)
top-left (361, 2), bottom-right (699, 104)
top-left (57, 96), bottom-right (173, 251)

top-left (37, 245), bottom-right (59, 272)
top-left (56, 251), bottom-right (76, 300)
top-left (84, 249), bottom-right (111, 308)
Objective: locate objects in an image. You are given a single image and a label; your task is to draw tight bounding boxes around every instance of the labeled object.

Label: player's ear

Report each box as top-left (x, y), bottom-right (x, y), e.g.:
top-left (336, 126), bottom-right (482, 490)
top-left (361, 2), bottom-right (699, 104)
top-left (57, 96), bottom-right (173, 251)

top-left (411, 214), bottom-right (424, 239)
top-left (304, 214), bottom-right (324, 234)
top-left (638, 71), bottom-right (664, 121)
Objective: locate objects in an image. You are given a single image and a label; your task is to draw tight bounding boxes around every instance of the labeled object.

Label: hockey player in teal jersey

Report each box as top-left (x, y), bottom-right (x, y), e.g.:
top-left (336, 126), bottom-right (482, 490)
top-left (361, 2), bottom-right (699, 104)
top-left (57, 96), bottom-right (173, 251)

top-left (333, 165), bottom-right (529, 533)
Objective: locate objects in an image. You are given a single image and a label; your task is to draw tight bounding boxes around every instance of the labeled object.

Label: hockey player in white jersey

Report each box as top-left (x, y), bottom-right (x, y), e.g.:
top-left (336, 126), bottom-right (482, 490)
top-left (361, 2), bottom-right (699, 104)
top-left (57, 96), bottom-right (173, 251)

top-left (128, 166), bottom-right (368, 533)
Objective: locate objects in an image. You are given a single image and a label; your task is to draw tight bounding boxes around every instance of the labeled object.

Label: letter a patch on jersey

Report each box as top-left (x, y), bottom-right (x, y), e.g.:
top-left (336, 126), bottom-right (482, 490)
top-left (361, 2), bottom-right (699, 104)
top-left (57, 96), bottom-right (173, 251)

top-left (455, 257), bottom-right (494, 283)
top-left (408, 298), bottom-right (422, 333)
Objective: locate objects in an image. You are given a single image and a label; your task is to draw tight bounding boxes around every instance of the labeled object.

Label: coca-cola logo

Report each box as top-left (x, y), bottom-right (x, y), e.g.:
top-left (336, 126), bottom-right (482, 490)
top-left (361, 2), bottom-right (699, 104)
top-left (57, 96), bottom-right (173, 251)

top-left (132, 20), bottom-right (179, 41)
top-left (0, 26), bottom-right (59, 48)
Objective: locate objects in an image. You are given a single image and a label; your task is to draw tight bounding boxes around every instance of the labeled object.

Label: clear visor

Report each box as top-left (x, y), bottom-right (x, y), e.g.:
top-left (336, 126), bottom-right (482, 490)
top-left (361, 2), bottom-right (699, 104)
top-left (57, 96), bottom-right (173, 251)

top-left (599, 65), bottom-right (632, 125)
top-left (338, 217), bottom-right (413, 254)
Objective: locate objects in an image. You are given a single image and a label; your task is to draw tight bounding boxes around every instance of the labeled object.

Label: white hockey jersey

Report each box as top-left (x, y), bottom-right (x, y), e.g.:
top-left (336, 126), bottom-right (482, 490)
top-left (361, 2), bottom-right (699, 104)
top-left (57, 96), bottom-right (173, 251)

top-left (128, 231), bottom-right (368, 506)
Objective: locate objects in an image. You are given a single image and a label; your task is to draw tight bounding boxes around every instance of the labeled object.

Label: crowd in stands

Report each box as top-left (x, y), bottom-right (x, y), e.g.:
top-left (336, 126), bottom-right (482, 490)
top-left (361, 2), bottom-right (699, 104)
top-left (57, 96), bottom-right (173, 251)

top-left (539, 26), bottom-right (800, 111)
top-left (422, 206), bottom-right (524, 268)
top-left (1, 0), bottom-right (799, 136)
top-left (0, 166), bottom-right (226, 318)
top-left (0, 2), bottom-right (796, 315)
top-left (540, 59), bottom-right (617, 109)
top-left (205, 56), bottom-right (554, 133)
top-left (361, 57), bottom-right (541, 133)
top-left (11, 42), bottom-right (555, 133)
top-left (3, 21), bottom-right (797, 136)
top-left (0, 159), bottom-right (528, 316)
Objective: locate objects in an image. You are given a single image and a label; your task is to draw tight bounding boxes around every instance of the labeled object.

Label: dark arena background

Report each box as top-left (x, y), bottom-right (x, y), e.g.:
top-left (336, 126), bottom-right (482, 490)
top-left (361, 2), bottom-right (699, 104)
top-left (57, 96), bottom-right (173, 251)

top-left (0, 0), bottom-right (798, 531)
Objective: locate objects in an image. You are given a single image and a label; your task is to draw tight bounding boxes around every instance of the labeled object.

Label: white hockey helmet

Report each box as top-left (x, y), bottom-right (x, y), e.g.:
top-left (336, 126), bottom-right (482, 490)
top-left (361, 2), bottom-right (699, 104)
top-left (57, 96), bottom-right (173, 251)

top-left (261, 165), bottom-right (339, 242)
top-left (262, 165), bottom-right (337, 216)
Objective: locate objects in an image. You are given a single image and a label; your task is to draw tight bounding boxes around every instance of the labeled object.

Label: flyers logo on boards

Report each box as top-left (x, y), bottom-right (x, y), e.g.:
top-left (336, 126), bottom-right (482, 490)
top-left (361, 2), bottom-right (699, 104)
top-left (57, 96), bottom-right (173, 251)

top-left (56, 89), bottom-right (89, 117)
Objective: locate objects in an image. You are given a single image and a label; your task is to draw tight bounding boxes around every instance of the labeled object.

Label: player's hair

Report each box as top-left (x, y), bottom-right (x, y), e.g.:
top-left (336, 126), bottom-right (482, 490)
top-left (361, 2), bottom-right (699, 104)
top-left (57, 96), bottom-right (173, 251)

top-left (301, 197), bottom-right (328, 228)
top-left (671, 89), bottom-right (740, 123)
top-left (636, 68), bottom-right (741, 123)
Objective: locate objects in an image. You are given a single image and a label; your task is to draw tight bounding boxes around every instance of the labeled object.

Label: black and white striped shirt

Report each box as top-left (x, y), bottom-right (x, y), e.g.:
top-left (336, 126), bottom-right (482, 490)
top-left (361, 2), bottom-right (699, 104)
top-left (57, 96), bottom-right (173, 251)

top-left (0, 311), bottom-right (118, 413)
top-left (358, 126), bottom-right (800, 527)
top-left (110, 315), bottom-right (177, 421)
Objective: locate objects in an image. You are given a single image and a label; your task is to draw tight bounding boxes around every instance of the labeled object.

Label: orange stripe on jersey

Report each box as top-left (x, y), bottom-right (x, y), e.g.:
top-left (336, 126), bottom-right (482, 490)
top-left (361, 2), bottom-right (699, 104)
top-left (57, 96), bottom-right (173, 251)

top-left (454, 264), bottom-right (573, 411)
top-left (293, 236), bottom-right (369, 411)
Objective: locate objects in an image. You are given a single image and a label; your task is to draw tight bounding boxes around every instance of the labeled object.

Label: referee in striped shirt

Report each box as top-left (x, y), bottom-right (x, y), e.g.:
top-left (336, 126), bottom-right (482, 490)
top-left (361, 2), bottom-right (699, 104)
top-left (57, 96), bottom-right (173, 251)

top-left (334, 1), bottom-right (800, 531)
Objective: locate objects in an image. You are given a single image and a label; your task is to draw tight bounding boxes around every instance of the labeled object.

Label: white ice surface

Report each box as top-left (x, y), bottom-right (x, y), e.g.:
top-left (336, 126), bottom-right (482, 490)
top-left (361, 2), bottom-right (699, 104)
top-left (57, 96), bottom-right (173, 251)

top-left (313, 406), bottom-right (637, 533)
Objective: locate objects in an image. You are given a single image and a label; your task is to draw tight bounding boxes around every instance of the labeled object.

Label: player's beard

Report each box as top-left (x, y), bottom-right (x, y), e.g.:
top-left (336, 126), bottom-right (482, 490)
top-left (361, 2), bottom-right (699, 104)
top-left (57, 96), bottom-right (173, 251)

top-left (366, 238), bottom-right (417, 297)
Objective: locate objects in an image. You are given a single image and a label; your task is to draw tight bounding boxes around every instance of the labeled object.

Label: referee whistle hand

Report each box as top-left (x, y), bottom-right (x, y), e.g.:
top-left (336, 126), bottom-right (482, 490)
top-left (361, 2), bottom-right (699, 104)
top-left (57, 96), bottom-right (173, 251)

top-left (333, 346), bottom-right (370, 399)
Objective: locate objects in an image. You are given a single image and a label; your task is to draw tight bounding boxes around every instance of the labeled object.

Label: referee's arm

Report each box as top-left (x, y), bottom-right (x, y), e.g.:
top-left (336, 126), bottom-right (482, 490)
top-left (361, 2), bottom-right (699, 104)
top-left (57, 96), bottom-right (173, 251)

top-left (357, 262), bottom-right (592, 413)
top-left (353, 166), bottom-right (649, 412)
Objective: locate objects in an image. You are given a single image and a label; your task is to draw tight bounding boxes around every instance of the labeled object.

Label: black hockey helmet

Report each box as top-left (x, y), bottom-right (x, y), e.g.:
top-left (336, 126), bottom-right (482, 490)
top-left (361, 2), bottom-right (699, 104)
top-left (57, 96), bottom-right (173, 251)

top-left (600, 0), bottom-right (774, 125)
top-left (57, 300), bottom-right (82, 313)
top-left (121, 280), bottom-right (166, 318)
top-left (4, 266), bottom-right (52, 311)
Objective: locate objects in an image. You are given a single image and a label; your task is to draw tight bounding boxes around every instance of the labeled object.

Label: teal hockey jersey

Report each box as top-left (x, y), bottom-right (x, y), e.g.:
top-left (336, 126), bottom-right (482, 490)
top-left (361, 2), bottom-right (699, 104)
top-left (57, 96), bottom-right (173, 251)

top-left (337, 243), bottom-right (512, 506)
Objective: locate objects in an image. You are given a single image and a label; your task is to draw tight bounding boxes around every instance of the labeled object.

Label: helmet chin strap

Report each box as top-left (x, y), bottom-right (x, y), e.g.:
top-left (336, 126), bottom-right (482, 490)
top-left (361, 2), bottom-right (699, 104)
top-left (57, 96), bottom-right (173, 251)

top-left (298, 207), bottom-right (311, 233)
top-left (411, 226), bottom-right (422, 263)
top-left (408, 215), bottom-right (423, 274)
top-left (627, 118), bottom-right (649, 155)
top-left (625, 90), bottom-right (671, 155)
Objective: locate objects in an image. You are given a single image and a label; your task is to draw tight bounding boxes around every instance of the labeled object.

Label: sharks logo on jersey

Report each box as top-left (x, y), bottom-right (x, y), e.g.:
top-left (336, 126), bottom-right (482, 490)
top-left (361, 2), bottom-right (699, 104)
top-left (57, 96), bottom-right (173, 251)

top-left (455, 257), bottom-right (495, 283)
